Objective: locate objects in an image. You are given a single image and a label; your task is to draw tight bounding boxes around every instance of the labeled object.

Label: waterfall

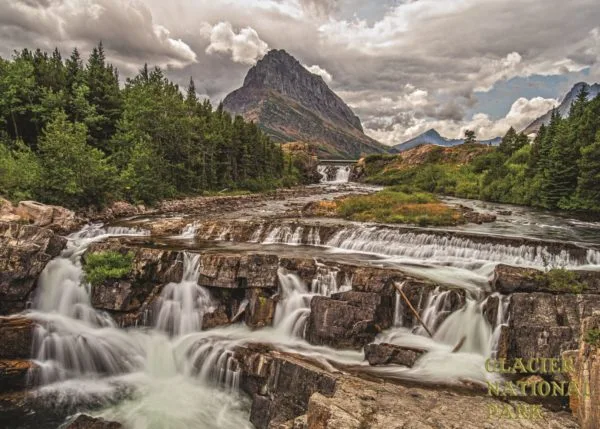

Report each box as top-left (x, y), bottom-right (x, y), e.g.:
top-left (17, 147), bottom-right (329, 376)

top-left (28, 225), bottom-right (150, 385)
top-left (153, 253), bottom-right (213, 336)
top-left (317, 165), bottom-right (351, 184)
top-left (25, 224), bottom-right (254, 428)
top-left (273, 268), bottom-right (313, 337)
top-left (325, 226), bottom-right (595, 268)
top-left (175, 222), bottom-right (198, 239)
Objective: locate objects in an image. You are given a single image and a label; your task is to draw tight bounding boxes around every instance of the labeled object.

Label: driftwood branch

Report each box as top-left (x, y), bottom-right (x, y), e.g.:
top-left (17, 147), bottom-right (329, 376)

top-left (394, 282), bottom-right (433, 338)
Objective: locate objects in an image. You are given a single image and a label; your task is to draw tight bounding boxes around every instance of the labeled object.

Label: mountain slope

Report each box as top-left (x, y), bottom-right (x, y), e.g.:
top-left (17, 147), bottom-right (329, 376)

top-left (391, 129), bottom-right (501, 153)
top-left (223, 49), bottom-right (388, 159)
top-left (522, 82), bottom-right (600, 135)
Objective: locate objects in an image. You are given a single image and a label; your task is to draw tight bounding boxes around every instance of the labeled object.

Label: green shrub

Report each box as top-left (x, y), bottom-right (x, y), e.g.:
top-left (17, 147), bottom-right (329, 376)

top-left (583, 328), bottom-right (600, 346)
top-left (538, 268), bottom-right (586, 294)
top-left (84, 251), bottom-right (134, 286)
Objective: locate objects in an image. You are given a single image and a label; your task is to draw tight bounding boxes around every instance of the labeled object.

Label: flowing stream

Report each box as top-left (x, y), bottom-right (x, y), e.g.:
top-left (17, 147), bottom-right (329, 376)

top-left (17, 183), bottom-right (600, 428)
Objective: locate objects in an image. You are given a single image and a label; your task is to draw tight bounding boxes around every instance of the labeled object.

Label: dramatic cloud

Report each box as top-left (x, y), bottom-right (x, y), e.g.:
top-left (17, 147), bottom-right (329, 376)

top-left (205, 22), bottom-right (269, 65)
top-left (0, 0), bottom-right (197, 72)
top-left (304, 64), bottom-right (333, 83)
top-left (1, 0), bottom-right (598, 144)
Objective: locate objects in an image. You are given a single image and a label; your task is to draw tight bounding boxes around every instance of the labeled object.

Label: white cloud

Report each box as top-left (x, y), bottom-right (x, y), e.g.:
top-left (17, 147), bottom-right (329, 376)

top-left (365, 96), bottom-right (559, 145)
top-left (303, 64), bottom-right (333, 83)
top-left (205, 22), bottom-right (269, 65)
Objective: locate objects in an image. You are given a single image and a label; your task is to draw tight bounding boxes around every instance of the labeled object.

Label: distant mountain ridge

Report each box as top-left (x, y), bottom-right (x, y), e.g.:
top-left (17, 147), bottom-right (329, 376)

top-left (391, 129), bottom-right (501, 153)
top-left (522, 82), bottom-right (600, 135)
top-left (222, 49), bottom-right (388, 159)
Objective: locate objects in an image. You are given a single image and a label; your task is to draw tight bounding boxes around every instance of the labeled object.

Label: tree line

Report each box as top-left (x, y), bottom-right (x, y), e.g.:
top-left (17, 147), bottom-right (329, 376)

top-left (476, 86), bottom-right (600, 211)
top-left (0, 43), bottom-right (299, 208)
top-left (363, 86), bottom-right (600, 213)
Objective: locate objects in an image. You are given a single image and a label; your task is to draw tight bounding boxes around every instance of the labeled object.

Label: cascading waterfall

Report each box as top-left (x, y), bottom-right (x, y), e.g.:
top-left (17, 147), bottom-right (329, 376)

top-left (273, 267), bottom-right (313, 336)
top-left (24, 224), bottom-right (254, 429)
top-left (317, 165), bottom-right (351, 184)
top-left (153, 253), bottom-right (213, 336)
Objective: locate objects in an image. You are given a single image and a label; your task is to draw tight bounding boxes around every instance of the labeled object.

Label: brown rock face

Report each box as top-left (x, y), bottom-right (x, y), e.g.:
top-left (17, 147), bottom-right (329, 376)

top-left (497, 292), bottom-right (600, 362)
top-left (0, 222), bottom-right (67, 315)
top-left (15, 201), bottom-right (79, 233)
top-left (0, 317), bottom-right (35, 359)
top-left (0, 317), bottom-right (37, 393)
top-left (364, 343), bottom-right (425, 367)
top-left (234, 347), bottom-right (338, 429)
top-left (64, 415), bottom-right (123, 429)
top-left (565, 313), bottom-right (600, 429)
top-left (306, 291), bottom-right (393, 349)
top-left (493, 264), bottom-right (600, 295)
top-left (223, 49), bottom-right (387, 159)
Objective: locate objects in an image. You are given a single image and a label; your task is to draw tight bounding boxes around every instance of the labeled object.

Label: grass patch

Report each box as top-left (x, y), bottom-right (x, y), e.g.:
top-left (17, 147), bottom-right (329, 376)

top-left (84, 251), bottom-right (134, 286)
top-left (334, 189), bottom-right (464, 226)
top-left (536, 268), bottom-right (586, 294)
top-left (584, 328), bottom-right (600, 346)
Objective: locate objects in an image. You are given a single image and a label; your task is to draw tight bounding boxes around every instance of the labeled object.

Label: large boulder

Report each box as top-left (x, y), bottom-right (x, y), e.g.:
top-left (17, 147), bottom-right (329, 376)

top-left (497, 292), bottom-right (600, 362)
top-left (306, 291), bottom-right (393, 349)
top-left (0, 317), bottom-right (35, 359)
top-left (0, 198), bottom-right (20, 223)
top-left (64, 414), bottom-right (123, 429)
top-left (15, 201), bottom-right (78, 233)
top-left (235, 347), bottom-right (338, 429)
top-left (364, 343), bottom-right (425, 367)
top-left (0, 223), bottom-right (66, 315)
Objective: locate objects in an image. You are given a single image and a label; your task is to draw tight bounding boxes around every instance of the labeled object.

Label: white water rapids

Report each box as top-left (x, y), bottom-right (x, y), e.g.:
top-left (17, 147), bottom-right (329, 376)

top-left (21, 207), bottom-right (595, 427)
top-left (317, 164), bottom-right (351, 184)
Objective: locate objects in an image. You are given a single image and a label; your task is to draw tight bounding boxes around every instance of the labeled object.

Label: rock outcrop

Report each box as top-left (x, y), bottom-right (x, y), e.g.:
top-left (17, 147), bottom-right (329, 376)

top-left (564, 313), bottom-right (600, 429)
top-left (64, 415), bottom-right (123, 429)
top-left (0, 222), bottom-right (66, 315)
top-left (497, 292), bottom-right (600, 362)
top-left (364, 343), bottom-right (425, 367)
top-left (223, 49), bottom-right (387, 159)
top-left (14, 201), bottom-right (79, 233)
top-left (493, 264), bottom-right (600, 295)
top-left (235, 346), bottom-right (338, 429)
top-left (306, 291), bottom-right (394, 349)
top-left (0, 317), bottom-right (37, 393)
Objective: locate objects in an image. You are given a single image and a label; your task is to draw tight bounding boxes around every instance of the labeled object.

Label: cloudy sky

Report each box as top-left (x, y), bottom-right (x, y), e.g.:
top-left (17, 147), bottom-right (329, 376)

top-left (1, 0), bottom-right (599, 145)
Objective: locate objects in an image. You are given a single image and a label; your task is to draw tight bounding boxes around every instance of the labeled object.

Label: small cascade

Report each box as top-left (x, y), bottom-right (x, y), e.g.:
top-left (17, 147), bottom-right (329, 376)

top-left (488, 293), bottom-right (511, 358)
top-left (273, 268), bottom-right (313, 337)
top-left (154, 253), bottom-right (213, 336)
top-left (311, 262), bottom-right (351, 296)
top-left (317, 165), bottom-right (351, 184)
top-left (325, 226), bottom-right (595, 268)
top-left (307, 227), bottom-right (321, 246)
top-left (432, 299), bottom-right (493, 355)
top-left (187, 340), bottom-right (241, 393)
top-left (176, 222), bottom-right (198, 239)
top-left (414, 288), bottom-right (458, 336)
top-left (393, 282), bottom-right (405, 327)
top-left (249, 224), bottom-right (264, 242)
top-left (263, 225), bottom-right (299, 245)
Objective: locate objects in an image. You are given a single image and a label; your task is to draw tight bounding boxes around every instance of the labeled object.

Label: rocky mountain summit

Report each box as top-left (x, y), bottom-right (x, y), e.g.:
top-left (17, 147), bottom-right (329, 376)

top-left (223, 49), bottom-right (388, 159)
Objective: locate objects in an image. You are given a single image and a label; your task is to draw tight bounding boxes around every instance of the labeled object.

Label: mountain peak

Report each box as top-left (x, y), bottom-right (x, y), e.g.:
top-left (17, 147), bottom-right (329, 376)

top-left (523, 81), bottom-right (600, 135)
top-left (223, 49), bottom-right (388, 158)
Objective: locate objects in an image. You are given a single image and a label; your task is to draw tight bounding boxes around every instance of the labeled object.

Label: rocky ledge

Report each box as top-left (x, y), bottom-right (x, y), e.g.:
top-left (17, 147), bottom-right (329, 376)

top-left (0, 223), bottom-right (66, 315)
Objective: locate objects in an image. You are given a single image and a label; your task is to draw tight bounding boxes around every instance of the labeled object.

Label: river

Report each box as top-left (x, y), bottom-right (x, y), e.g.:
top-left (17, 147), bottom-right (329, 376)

top-left (12, 166), bottom-right (600, 428)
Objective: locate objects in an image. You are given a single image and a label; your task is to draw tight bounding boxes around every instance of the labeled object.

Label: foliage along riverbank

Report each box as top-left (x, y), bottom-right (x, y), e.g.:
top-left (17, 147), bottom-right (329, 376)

top-left (305, 187), bottom-right (466, 226)
top-left (358, 87), bottom-right (600, 214)
top-left (0, 44), bottom-right (314, 210)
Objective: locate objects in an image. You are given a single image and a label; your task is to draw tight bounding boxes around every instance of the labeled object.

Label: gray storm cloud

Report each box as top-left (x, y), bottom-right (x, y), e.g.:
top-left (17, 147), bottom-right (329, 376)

top-left (1, 0), bottom-right (599, 144)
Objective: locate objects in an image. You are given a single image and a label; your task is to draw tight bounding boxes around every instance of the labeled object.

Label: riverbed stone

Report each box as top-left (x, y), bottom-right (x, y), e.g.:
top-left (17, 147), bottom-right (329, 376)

top-left (0, 222), bottom-right (67, 315)
top-left (0, 360), bottom-right (38, 393)
top-left (64, 414), bottom-right (123, 429)
top-left (364, 343), bottom-right (426, 367)
top-left (245, 288), bottom-right (277, 328)
top-left (306, 291), bottom-right (393, 349)
top-left (0, 317), bottom-right (35, 359)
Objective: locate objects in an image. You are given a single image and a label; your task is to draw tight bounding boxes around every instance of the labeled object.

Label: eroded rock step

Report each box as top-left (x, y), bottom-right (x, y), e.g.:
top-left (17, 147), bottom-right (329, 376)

top-left (139, 218), bottom-right (600, 267)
